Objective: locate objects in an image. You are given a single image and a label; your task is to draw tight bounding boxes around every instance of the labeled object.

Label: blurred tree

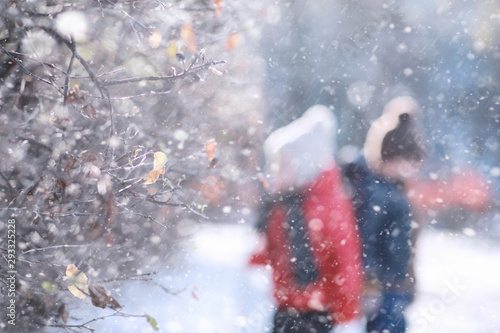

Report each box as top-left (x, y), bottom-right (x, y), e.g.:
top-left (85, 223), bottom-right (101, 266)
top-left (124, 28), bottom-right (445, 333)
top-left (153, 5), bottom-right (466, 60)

top-left (0, 0), bottom-right (264, 330)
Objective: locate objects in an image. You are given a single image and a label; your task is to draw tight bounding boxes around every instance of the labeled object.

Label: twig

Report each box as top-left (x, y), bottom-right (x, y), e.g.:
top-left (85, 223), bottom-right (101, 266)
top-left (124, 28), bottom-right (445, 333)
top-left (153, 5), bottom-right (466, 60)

top-left (36, 27), bottom-right (105, 99)
top-left (22, 244), bottom-right (91, 255)
top-left (153, 0), bottom-right (168, 9)
top-left (134, 212), bottom-right (171, 231)
top-left (37, 322), bottom-right (94, 333)
top-left (73, 67), bottom-right (126, 79)
top-left (101, 60), bottom-right (226, 87)
top-left (63, 51), bottom-right (76, 105)
top-left (44, 310), bottom-right (157, 332)
top-left (105, 0), bottom-right (152, 35)
top-left (150, 282), bottom-right (187, 296)
top-left (146, 197), bottom-right (208, 219)
top-left (97, 271), bottom-right (158, 284)
top-left (73, 51), bottom-right (105, 97)
top-left (115, 197), bottom-right (173, 230)
top-left (15, 135), bottom-right (53, 152)
top-left (0, 44), bottom-right (62, 93)
top-left (38, 211), bottom-right (92, 217)
top-left (40, 313), bottom-right (120, 332)
top-left (97, 0), bottom-right (104, 17)
top-left (104, 88), bottom-right (115, 136)
top-left (0, 170), bottom-right (14, 193)
top-left (3, 51), bottom-right (123, 79)
top-left (37, 27), bottom-right (116, 159)
top-left (7, 174), bottom-right (44, 209)
top-left (90, 89), bottom-right (171, 100)
top-left (103, 150), bottom-right (153, 173)
top-left (24, 29), bottom-right (62, 86)
top-left (0, 207), bottom-right (26, 211)
top-left (117, 178), bottom-right (144, 193)
top-left (1, 50), bottom-right (67, 73)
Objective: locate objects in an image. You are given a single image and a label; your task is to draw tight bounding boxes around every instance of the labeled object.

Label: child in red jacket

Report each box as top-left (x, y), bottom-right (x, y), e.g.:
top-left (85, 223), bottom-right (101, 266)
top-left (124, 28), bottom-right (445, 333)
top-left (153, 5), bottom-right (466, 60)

top-left (250, 105), bottom-right (364, 333)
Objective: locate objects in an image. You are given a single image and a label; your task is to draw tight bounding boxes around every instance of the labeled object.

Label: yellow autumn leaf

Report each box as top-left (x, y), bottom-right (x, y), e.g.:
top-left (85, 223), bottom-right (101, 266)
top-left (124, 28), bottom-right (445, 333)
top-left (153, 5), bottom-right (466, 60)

top-left (167, 39), bottom-right (181, 62)
top-left (205, 141), bottom-right (217, 161)
top-left (144, 152), bottom-right (167, 185)
top-left (180, 23), bottom-right (197, 53)
top-left (66, 264), bottom-right (89, 300)
top-left (153, 152), bottom-right (168, 171)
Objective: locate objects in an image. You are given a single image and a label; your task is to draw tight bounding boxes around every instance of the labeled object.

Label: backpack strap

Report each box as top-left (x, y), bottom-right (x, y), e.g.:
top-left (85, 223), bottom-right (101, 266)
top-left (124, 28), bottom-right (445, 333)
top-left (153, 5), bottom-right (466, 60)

top-left (282, 192), bottom-right (319, 286)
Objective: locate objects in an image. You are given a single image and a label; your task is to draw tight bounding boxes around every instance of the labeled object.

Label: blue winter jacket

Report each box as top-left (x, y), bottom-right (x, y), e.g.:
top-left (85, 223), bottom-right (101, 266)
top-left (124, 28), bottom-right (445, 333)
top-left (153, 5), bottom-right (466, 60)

top-left (343, 156), bottom-right (412, 286)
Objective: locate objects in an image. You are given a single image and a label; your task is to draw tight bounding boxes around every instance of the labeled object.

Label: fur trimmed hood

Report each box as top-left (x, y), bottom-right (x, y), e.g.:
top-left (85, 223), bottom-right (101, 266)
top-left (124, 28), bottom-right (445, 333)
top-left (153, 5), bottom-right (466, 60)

top-left (363, 96), bottom-right (423, 177)
top-left (264, 105), bottom-right (338, 194)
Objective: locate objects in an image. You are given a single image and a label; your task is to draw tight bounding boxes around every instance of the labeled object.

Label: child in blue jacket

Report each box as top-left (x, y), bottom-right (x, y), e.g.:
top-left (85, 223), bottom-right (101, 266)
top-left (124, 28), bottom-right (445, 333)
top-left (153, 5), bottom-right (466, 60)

top-left (343, 96), bottom-right (425, 333)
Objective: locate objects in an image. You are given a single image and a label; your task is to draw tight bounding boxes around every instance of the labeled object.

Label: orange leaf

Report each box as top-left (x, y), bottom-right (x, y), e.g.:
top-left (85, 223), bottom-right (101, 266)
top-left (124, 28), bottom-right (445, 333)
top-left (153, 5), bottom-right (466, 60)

top-left (225, 32), bottom-right (240, 51)
top-left (213, 0), bottom-right (224, 16)
top-left (148, 30), bottom-right (162, 49)
top-left (144, 169), bottom-right (161, 185)
top-left (205, 141), bottom-right (217, 161)
top-left (145, 152), bottom-right (167, 185)
top-left (180, 23), bottom-right (197, 53)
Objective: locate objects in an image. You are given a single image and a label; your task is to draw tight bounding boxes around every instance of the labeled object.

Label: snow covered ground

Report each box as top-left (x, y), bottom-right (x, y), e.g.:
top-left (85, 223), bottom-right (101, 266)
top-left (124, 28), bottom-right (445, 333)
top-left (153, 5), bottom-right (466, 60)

top-left (406, 229), bottom-right (500, 333)
top-left (72, 223), bottom-right (500, 333)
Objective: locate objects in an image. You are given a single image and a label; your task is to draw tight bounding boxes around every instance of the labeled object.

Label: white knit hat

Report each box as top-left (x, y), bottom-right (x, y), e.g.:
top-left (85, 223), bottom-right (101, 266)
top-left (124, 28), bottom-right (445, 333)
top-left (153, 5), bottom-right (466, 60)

top-left (263, 105), bottom-right (338, 194)
top-left (364, 96), bottom-right (422, 176)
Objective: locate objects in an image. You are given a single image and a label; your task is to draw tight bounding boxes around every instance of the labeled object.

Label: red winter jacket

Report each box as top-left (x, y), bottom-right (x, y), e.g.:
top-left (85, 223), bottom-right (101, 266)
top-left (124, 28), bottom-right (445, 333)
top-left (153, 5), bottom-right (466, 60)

top-left (249, 165), bottom-right (363, 324)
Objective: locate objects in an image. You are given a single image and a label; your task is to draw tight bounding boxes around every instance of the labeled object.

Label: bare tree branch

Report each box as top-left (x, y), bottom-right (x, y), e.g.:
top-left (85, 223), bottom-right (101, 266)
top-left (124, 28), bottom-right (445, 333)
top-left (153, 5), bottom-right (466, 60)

top-left (22, 244), bottom-right (91, 255)
top-left (146, 197), bottom-right (208, 219)
top-left (0, 169), bottom-right (14, 193)
top-left (101, 60), bottom-right (226, 87)
top-left (104, 0), bottom-right (153, 35)
top-left (97, 271), bottom-right (157, 284)
top-left (0, 44), bottom-right (62, 93)
top-left (90, 89), bottom-right (171, 100)
top-left (63, 52), bottom-right (76, 105)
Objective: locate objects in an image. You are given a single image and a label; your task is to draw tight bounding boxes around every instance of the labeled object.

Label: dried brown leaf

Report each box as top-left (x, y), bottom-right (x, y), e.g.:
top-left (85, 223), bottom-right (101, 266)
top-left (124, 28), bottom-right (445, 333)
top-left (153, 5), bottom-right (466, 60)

top-left (81, 104), bottom-right (97, 120)
top-left (59, 304), bottom-right (69, 324)
top-left (89, 284), bottom-right (122, 310)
